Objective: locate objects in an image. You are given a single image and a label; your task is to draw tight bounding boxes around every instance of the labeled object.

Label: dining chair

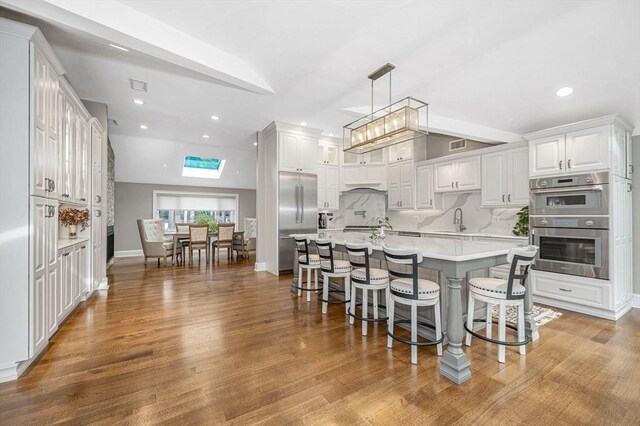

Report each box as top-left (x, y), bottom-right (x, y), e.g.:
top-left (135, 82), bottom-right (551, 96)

top-left (137, 219), bottom-right (180, 266)
top-left (213, 223), bottom-right (235, 263)
top-left (188, 224), bottom-right (209, 265)
top-left (176, 223), bottom-right (190, 264)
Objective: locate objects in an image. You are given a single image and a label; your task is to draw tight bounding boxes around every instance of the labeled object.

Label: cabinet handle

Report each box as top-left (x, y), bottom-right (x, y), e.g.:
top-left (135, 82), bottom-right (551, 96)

top-left (45, 178), bottom-right (51, 192)
top-left (628, 183), bottom-right (633, 192)
top-left (51, 180), bottom-right (55, 191)
top-left (96, 195), bottom-right (101, 203)
top-left (629, 165), bottom-right (634, 175)
top-left (502, 194), bottom-right (505, 202)
top-left (430, 199), bottom-right (433, 206)
top-left (80, 197), bottom-right (86, 201)
top-left (508, 194), bottom-right (511, 202)
top-left (81, 246), bottom-right (86, 249)
top-left (63, 252), bottom-right (70, 257)
top-left (567, 159), bottom-right (571, 169)
top-left (559, 160), bottom-right (563, 170)
top-left (451, 182), bottom-right (454, 188)
top-left (558, 288), bottom-right (572, 293)
top-left (456, 181), bottom-right (459, 188)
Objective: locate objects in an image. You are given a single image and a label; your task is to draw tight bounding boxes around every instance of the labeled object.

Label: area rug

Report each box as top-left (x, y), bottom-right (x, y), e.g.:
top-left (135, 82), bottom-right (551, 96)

top-left (490, 304), bottom-right (562, 327)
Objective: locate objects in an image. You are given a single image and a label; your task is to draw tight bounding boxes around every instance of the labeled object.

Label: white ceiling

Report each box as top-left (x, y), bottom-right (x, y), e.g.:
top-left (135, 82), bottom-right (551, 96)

top-left (1, 0), bottom-right (639, 190)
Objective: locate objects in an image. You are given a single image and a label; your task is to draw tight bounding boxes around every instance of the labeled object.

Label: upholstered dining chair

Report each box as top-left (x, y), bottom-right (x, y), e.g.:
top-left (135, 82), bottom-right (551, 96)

top-left (213, 223), bottom-right (235, 263)
top-left (188, 224), bottom-right (209, 265)
top-left (137, 219), bottom-right (180, 266)
top-left (175, 223), bottom-right (191, 264)
top-left (233, 218), bottom-right (256, 259)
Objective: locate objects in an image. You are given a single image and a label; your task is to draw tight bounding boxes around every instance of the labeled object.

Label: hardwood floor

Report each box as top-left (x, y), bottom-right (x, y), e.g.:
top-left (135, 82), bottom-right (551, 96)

top-left (1, 257), bottom-right (639, 425)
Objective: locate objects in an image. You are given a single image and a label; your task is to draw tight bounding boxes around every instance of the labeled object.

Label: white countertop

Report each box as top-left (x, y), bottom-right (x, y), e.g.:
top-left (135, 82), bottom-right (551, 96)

top-left (322, 228), bottom-right (527, 241)
top-left (58, 238), bottom-right (89, 250)
top-left (302, 231), bottom-right (525, 262)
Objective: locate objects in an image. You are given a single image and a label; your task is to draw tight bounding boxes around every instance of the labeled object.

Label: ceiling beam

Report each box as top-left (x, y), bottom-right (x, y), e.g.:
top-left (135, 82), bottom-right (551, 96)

top-left (0, 0), bottom-right (275, 94)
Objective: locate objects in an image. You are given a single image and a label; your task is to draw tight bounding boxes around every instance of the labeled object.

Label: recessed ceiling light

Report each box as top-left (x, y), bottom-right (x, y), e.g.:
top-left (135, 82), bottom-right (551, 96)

top-left (556, 87), bottom-right (574, 97)
top-left (109, 43), bottom-right (130, 52)
top-left (328, 133), bottom-right (335, 137)
top-left (211, 115), bottom-right (220, 120)
top-left (162, 163), bottom-right (167, 168)
top-left (133, 99), bottom-right (144, 105)
top-left (139, 124), bottom-right (148, 129)
top-left (253, 142), bottom-right (258, 146)
top-left (202, 134), bottom-right (210, 139)
top-left (300, 122), bottom-right (307, 126)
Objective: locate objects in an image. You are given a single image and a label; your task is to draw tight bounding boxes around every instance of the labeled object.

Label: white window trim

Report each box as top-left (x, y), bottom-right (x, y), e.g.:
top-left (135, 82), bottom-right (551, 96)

top-left (152, 190), bottom-right (240, 221)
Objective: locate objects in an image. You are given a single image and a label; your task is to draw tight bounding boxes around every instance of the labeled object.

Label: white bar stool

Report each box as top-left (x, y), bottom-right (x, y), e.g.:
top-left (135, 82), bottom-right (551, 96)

top-left (464, 246), bottom-right (538, 363)
top-left (315, 239), bottom-right (351, 314)
top-left (382, 246), bottom-right (443, 365)
top-left (293, 236), bottom-right (321, 302)
top-left (345, 242), bottom-right (389, 336)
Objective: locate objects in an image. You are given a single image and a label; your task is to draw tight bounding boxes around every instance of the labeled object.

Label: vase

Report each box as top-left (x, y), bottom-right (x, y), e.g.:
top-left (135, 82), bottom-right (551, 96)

top-left (69, 224), bottom-right (77, 239)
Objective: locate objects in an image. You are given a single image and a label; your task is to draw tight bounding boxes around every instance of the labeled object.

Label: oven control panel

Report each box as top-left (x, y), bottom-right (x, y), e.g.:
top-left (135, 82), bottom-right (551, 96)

top-left (530, 216), bottom-right (609, 229)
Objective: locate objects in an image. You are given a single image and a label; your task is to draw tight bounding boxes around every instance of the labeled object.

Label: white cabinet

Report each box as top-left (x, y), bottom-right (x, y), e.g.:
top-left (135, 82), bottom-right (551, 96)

top-left (318, 165), bottom-right (340, 210)
top-left (529, 126), bottom-right (609, 177)
top-left (387, 141), bottom-right (413, 162)
top-left (343, 149), bottom-right (384, 165)
top-left (278, 132), bottom-right (318, 173)
top-left (341, 163), bottom-right (387, 189)
top-left (91, 123), bottom-right (103, 206)
top-left (434, 156), bottom-right (481, 193)
top-left (415, 164), bottom-right (436, 209)
top-left (92, 209), bottom-right (103, 291)
top-left (75, 117), bottom-right (89, 204)
top-left (318, 142), bottom-right (340, 165)
top-left (387, 159), bottom-right (414, 209)
top-left (481, 147), bottom-right (529, 207)
top-left (625, 132), bottom-right (633, 179)
top-left (60, 95), bottom-right (75, 201)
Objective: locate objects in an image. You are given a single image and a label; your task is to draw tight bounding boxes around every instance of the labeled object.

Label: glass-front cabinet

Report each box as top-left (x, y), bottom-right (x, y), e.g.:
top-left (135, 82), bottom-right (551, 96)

top-left (318, 142), bottom-right (340, 165)
top-left (343, 149), bottom-right (384, 165)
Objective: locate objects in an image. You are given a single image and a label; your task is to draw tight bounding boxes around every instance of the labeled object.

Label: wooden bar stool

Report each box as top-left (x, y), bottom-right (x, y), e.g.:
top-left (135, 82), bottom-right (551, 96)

top-left (345, 242), bottom-right (389, 336)
top-left (383, 245), bottom-right (443, 365)
top-left (464, 246), bottom-right (538, 363)
top-left (293, 236), bottom-right (321, 302)
top-left (315, 239), bottom-right (351, 315)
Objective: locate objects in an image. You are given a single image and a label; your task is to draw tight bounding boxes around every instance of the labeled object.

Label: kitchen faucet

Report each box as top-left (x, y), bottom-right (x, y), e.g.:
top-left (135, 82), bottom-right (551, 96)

top-left (453, 208), bottom-right (466, 232)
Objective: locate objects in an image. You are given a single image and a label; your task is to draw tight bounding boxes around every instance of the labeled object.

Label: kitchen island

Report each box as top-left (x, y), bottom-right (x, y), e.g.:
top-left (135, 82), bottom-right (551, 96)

top-left (299, 231), bottom-right (530, 384)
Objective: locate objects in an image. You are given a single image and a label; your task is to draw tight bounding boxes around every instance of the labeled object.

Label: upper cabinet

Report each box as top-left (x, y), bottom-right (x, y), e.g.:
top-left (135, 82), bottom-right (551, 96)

top-left (318, 141), bottom-right (340, 165)
top-left (387, 141), bottom-right (414, 163)
top-left (318, 165), bottom-right (340, 210)
top-left (434, 156), bottom-right (481, 193)
top-left (387, 159), bottom-right (414, 209)
top-left (529, 125), bottom-right (612, 178)
top-left (343, 149), bottom-right (384, 165)
top-left (481, 147), bottom-right (529, 207)
top-left (279, 132), bottom-right (318, 173)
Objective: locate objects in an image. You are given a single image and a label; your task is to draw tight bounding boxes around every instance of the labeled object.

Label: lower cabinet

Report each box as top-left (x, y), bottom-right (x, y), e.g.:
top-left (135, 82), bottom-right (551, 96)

top-left (56, 242), bottom-right (89, 328)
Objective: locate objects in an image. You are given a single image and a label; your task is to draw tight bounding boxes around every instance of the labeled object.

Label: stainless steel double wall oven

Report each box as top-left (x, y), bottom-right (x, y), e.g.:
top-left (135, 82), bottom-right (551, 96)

top-left (529, 172), bottom-right (609, 279)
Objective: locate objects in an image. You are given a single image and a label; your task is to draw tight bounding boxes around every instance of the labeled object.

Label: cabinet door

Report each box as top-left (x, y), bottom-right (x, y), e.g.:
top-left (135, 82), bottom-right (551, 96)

top-left (92, 211), bottom-right (103, 289)
top-left (31, 47), bottom-right (49, 198)
top-left (75, 118), bottom-right (89, 204)
top-left (399, 160), bottom-right (414, 208)
top-left (400, 183), bottom-right (414, 209)
top-left (46, 69), bottom-right (60, 199)
top-left (388, 186), bottom-right (401, 209)
top-left (29, 198), bottom-right (48, 357)
top-left (74, 246), bottom-right (83, 304)
top-left (91, 124), bottom-right (103, 206)
top-left (297, 136), bottom-right (318, 173)
top-left (387, 162), bottom-right (401, 209)
top-left (64, 248), bottom-right (75, 315)
top-left (56, 251), bottom-right (67, 323)
top-left (279, 133), bottom-right (299, 172)
top-left (481, 152), bottom-right (506, 206)
top-left (60, 98), bottom-right (75, 201)
top-left (529, 135), bottom-right (565, 177)
top-left (626, 132), bottom-right (634, 179)
top-left (416, 165), bottom-right (434, 209)
top-left (46, 262), bottom-right (58, 338)
top-left (456, 156), bottom-right (481, 191)
top-left (325, 166), bottom-right (340, 210)
top-left (318, 143), bottom-right (340, 165)
top-left (565, 126), bottom-right (609, 173)
top-left (506, 147), bottom-right (530, 206)
top-left (434, 162), bottom-right (455, 192)
top-left (364, 149), bottom-right (384, 164)
top-left (317, 165), bottom-right (326, 208)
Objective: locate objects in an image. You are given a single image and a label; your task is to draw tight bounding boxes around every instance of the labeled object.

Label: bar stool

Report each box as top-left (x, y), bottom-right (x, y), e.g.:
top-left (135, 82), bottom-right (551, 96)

top-left (345, 242), bottom-right (389, 336)
top-left (464, 246), bottom-right (538, 363)
top-left (293, 236), bottom-right (321, 302)
top-left (383, 246), bottom-right (443, 365)
top-left (315, 239), bottom-right (351, 315)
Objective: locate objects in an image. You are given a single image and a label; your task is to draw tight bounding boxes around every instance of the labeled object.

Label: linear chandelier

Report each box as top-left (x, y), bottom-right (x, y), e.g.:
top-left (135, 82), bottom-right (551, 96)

top-left (343, 63), bottom-right (428, 154)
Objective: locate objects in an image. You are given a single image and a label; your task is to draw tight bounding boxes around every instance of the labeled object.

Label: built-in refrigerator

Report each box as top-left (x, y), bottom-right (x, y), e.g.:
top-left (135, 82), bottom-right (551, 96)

top-left (278, 171), bottom-right (317, 272)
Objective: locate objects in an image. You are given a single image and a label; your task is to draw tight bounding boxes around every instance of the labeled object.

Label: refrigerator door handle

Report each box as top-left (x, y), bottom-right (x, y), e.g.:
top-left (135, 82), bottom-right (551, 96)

top-left (300, 185), bottom-right (304, 223)
top-left (294, 184), bottom-right (300, 223)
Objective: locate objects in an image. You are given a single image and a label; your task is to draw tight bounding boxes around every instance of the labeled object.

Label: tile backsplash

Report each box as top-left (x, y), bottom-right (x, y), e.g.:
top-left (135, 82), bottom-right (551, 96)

top-left (332, 189), bottom-right (523, 236)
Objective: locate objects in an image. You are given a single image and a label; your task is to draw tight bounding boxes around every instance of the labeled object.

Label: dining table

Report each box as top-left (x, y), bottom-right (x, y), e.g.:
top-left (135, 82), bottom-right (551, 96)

top-left (165, 230), bottom-right (245, 264)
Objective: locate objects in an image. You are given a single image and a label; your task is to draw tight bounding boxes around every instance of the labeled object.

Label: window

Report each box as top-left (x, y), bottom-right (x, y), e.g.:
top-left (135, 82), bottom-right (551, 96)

top-left (153, 191), bottom-right (238, 231)
top-left (182, 156), bottom-right (226, 179)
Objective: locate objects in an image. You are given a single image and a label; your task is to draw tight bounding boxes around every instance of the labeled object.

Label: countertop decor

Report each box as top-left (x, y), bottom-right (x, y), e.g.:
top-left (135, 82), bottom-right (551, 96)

top-left (512, 206), bottom-right (529, 237)
top-left (59, 208), bottom-right (90, 239)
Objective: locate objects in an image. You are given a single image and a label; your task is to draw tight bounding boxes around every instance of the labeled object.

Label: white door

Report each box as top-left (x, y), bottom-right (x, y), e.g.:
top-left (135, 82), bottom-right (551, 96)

top-left (29, 197), bottom-right (48, 357)
top-left (481, 152), bottom-right (506, 206)
top-left (297, 136), bottom-right (318, 173)
top-left (434, 162), bottom-right (455, 192)
top-left (456, 156), bottom-right (481, 191)
top-left (564, 126), bottom-right (609, 173)
top-left (400, 183), bottom-right (414, 209)
top-left (388, 186), bottom-right (401, 209)
top-left (325, 166), bottom-right (340, 210)
top-left (317, 165), bottom-right (326, 209)
top-left (279, 133), bottom-right (299, 172)
top-left (506, 147), bottom-right (530, 206)
top-left (529, 135), bottom-right (565, 177)
top-left (387, 162), bottom-right (401, 209)
top-left (416, 165), bottom-right (434, 209)
top-left (31, 46), bottom-right (48, 198)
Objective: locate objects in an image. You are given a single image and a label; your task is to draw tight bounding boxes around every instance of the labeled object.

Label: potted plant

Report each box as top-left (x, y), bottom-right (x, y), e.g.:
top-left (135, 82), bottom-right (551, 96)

top-left (195, 212), bottom-right (219, 233)
top-left (59, 208), bottom-right (90, 239)
top-left (370, 216), bottom-right (392, 242)
top-left (512, 206), bottom-right (529, 237)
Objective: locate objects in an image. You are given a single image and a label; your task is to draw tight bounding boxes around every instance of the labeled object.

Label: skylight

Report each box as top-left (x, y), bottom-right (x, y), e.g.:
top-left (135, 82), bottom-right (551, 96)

top-left (182, 156), bottom-right (225, 179)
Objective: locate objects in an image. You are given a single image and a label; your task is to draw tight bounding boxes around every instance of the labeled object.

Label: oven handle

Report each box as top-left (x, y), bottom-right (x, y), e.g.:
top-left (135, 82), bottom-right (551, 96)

top-left (531, 185), bottom-right (603, 194)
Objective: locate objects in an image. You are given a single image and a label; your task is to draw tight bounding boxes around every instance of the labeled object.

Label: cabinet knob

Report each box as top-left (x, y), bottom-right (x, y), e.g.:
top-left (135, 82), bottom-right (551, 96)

top-left (508, 194), bottom-right (511, 202)
top-left (502, 195), bottom-right (505, 202)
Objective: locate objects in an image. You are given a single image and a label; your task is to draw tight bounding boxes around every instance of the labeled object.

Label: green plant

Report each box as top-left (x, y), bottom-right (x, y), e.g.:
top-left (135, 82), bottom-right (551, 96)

top-left (370, 216), bottom-right (392, 241)
top-left (195, 213), bottom-right (219, 233)
top-left (512, 206), bottom-right (529, 237)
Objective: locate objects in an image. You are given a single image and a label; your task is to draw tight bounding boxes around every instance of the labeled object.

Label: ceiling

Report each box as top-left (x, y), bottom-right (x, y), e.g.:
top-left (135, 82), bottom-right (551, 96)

top-left (1, 0), bottom-right (639, 190)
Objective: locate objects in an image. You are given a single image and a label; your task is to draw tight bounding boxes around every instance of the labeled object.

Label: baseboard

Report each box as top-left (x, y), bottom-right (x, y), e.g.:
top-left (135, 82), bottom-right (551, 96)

top-left (97, 277), bottom-right (109, 290)
top-left (0, 344), bottom-right (48, 383)
top-left (114, 249), bottom-right (143, 258)
top-left (254, 262), bottom-right (266, 272)
top-left (533, 295), bottom-right (633, 321)
top-left (633, 293), bottom-right (640, 309)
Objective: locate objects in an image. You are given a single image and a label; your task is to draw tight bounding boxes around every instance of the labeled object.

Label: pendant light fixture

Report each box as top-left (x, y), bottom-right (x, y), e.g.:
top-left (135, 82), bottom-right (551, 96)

top-left (343, 63), bottom-right (428, 154)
